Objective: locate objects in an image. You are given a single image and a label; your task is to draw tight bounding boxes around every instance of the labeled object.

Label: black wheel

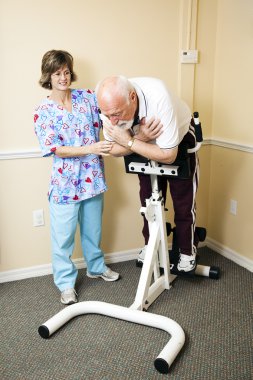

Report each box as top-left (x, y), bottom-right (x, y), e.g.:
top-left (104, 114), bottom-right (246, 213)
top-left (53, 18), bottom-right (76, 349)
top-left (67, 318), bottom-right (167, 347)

top-left (195, 226), bottom-right (206, 242)
top-left (209, 266), bottom-right (220, 279)
top-left (136, 259), bottom-right (143, 268)
top-left (154, 358), bottom-right (169, 374)
top-left (166, 222), bottom-right (172, 236)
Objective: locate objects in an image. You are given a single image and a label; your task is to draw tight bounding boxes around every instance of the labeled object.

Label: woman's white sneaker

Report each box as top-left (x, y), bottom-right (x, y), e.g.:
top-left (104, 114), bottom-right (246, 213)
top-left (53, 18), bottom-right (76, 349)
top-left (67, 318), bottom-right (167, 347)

top-left (87, 267), bottom-right (120, 282)
top-left (60, 288), bottom-right (78, 305)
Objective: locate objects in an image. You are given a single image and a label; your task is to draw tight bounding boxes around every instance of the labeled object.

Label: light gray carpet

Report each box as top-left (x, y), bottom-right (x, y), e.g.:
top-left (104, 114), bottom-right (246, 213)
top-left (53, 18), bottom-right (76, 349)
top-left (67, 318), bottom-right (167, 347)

top-left (0, 247), bottom-right (252, 379)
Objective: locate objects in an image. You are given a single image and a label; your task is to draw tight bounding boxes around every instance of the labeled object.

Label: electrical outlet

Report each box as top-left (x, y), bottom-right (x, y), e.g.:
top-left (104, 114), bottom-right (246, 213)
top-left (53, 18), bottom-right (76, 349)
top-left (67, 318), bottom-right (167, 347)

top-left (33, 209), bottom-right (44, 227)
top-left (230, 200), bottom-right (237, 215)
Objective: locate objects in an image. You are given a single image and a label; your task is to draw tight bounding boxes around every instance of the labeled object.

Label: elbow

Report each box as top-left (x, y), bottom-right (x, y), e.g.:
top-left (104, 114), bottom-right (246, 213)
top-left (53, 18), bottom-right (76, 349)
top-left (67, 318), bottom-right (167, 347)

top-left (161, 148), bottom-right (178, 164)
top-left (162, 158), bottom-right (175, 165)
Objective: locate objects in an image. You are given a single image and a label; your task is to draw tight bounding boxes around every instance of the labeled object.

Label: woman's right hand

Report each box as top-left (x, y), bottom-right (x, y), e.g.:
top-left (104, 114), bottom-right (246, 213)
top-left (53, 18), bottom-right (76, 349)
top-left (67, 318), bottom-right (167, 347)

top-left (89, 140), bottom-right (114, 156)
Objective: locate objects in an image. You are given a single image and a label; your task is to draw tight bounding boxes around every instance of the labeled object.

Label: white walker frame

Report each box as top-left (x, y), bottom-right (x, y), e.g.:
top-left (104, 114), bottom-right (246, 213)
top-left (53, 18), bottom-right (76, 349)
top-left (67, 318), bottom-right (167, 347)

top-left (38, 113), bottom-right (217, 374)
top-left (129, 159), bottom-right (219, 312)
top-left (130, 164), bottom-right (176, 311)
top-left (38, 301), bottom-right (185, 374)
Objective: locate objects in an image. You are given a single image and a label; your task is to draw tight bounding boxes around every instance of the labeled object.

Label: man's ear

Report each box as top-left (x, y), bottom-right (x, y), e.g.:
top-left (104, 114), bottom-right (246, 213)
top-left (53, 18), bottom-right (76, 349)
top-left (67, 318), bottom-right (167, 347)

top-left (129, 90), bottom-right (136, 102)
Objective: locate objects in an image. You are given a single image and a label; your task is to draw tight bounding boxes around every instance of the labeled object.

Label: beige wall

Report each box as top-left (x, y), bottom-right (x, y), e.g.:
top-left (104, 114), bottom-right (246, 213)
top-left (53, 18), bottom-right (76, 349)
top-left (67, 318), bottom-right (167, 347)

top-left (0, 0), bottom-right (182, 151)
top-left (208, 0), bottom-right (253, 261)
top-left (212, 0), bottom-right (253, 145)
top-left (0, 0), bottom-right (252, 273)
top-left (208, 147), bottom-right (253, 259)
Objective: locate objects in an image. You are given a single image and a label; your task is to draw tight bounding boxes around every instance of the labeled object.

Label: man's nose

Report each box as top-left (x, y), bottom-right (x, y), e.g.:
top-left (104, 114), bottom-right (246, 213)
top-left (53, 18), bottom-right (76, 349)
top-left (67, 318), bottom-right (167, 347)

top-left (109, 116), bottom-right (119, 125)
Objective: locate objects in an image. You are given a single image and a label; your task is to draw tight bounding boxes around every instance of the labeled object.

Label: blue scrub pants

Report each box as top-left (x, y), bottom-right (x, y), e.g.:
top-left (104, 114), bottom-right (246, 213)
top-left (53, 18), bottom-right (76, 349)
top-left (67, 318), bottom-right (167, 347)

top-left (49, 194), bottom-right (107, 291)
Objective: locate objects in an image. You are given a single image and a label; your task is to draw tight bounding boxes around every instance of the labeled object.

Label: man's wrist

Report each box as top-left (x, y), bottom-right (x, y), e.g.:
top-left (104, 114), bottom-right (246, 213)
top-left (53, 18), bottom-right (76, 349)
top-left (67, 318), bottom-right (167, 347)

top-left (127, 138), bottom-right (135, 150)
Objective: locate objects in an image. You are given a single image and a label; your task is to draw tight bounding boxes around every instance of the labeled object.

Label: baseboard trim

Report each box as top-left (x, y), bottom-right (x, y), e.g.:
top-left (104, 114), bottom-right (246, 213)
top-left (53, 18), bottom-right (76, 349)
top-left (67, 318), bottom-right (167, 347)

top-left (0, 241), bottom-right (252, 283)
top-left (206, 237), bottom-right (253, 272)
top-left (0, 249), bottom-right (139, 284)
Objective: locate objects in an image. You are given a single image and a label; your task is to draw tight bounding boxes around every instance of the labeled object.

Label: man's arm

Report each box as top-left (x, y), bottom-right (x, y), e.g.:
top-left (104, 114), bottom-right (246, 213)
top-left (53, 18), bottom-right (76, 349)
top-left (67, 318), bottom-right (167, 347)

top-left (108, 143), bottom-right (132, 157)
top-left (103, 116), bottom-right (165, 157)
top-left (107, 125), bottom-right (178, 164)
top-left (127, 138), bottom-right (178, 164)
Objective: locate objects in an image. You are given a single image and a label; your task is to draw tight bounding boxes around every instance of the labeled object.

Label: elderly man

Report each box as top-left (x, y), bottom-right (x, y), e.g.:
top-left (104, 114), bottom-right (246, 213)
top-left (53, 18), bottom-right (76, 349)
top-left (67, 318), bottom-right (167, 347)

top-left (96, 76), bottom-right (199, 273)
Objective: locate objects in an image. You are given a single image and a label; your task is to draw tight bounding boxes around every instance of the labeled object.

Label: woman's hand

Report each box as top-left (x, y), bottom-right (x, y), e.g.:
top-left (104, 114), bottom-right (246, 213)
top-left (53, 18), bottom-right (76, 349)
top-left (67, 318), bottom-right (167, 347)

top-left (89, 140), bottom-right (114, 156)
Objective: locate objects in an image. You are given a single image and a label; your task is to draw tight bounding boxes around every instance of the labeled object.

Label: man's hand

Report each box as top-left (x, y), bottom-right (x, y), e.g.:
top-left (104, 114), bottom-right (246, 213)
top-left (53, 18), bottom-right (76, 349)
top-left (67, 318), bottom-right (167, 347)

top-left (135, 117), bottom-right (163, 142)
top-left (103, 123), bottom-right (132, 148)
top-left (102, 115), bottom-right (163, 148)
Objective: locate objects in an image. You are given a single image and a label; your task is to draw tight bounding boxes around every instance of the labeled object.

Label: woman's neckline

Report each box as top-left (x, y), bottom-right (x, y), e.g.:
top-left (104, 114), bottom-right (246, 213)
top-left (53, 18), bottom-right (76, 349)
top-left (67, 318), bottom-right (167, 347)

top-left (47, 89), bottom-right (73, 113)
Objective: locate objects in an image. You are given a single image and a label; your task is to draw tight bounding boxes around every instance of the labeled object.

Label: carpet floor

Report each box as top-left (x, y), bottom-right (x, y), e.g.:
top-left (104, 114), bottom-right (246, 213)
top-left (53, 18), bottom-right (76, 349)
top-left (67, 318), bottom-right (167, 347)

top-left (0, 247), bottom-right (252, 380)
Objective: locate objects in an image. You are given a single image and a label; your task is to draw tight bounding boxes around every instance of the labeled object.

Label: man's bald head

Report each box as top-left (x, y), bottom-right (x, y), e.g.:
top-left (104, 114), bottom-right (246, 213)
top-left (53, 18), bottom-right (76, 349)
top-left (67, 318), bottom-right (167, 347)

top-left (96, 75), bottom-right (135, 105)
top-left (96, 76), bottom-right (138, 126)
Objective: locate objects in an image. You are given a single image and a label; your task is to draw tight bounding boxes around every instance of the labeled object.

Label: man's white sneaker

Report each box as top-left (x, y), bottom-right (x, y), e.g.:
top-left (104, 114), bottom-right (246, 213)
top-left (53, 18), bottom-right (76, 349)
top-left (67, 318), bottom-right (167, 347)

top-left (87, 267), bottom-right (120, 282)
top-left (177, 252), bottom-right (196, 273)
top-left (137, 245), bottom-right (147, 264)
top-left (60, 288), bottom-right (77, 305)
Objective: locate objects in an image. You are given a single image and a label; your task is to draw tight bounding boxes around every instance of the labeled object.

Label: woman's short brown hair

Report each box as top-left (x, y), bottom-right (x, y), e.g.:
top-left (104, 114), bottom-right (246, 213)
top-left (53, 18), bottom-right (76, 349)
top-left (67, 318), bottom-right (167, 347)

top-left (39, 50), bottom-right (77, 89)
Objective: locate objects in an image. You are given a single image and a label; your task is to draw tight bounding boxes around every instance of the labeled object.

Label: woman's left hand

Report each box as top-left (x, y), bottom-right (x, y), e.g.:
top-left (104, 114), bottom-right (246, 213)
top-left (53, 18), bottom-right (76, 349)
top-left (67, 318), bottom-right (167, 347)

top-left (89, 140), bottom-right (114, 156)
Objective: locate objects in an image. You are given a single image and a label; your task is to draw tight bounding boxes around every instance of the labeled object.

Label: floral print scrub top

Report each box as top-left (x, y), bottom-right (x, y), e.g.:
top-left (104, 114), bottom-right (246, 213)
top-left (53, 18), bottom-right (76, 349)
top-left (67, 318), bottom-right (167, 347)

top-left (34, 89), bottom-right (107, 204)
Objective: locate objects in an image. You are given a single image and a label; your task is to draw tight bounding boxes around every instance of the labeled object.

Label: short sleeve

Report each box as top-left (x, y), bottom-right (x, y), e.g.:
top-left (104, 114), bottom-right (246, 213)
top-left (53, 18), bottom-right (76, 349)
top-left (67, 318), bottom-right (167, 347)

top-left (34, 107), bottom-right (63, 157)
top-left (156, 99), bottom-right (179, 149)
